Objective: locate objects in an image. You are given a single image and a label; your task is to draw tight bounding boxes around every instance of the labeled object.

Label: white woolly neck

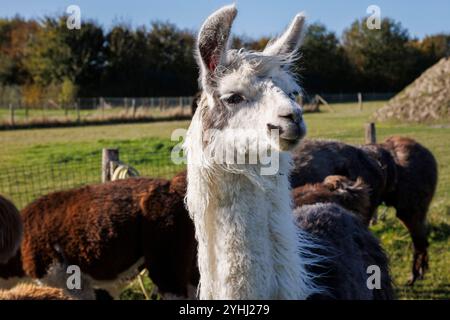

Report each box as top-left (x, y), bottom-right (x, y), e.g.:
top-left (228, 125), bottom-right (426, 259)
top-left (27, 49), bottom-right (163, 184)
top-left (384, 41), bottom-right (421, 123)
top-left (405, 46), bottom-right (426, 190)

top-left (184, 103), bottom-right (317, 300)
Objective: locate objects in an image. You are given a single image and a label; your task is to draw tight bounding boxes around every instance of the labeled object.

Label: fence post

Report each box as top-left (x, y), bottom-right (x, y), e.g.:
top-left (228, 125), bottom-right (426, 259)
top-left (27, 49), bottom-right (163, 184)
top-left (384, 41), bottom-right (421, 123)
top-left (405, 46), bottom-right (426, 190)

top-left (102, 148), bottom-right (119, 183)
top-left (9, 103), bottom-right (15, 127)
top-left (365, 122), bottom-right (376, 144)
top-left (358, 92), bottom-right (363, 111)
top-left (100, 97), bottom-right (105, 119)
top-left (132, 98), bottom-right (136, 118)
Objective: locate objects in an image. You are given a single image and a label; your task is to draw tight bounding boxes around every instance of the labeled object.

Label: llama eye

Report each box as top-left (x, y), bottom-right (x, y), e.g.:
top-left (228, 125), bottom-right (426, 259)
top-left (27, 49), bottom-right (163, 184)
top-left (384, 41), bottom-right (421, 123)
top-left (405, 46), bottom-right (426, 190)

top-left (224, 93), bottom-right (244, 105)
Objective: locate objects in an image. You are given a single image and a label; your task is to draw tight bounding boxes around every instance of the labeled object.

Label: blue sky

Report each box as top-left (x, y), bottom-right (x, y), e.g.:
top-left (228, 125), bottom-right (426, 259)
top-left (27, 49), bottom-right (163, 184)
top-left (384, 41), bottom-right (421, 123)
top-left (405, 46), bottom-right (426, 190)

top-left (1, 0), bottom-right (449, 39)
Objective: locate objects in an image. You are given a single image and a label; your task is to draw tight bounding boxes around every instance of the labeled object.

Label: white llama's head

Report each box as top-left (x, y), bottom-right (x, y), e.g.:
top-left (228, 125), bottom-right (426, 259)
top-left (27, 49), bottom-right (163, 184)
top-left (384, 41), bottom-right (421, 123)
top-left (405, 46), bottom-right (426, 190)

top-left (195, 5), bottom-right (307, 159)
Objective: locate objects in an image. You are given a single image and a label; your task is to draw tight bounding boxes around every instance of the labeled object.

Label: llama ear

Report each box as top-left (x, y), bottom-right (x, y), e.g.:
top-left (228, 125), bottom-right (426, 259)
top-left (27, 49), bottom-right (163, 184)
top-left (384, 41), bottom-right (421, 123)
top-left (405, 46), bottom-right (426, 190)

top-left (263, 13), bottom-right (306, 56)
top-left (197, 5), bottom-right (237, 78)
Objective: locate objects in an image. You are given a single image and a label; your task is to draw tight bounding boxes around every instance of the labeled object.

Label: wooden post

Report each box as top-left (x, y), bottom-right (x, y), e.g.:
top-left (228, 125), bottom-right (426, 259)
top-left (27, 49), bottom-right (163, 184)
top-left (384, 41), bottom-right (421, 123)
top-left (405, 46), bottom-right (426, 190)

top-left (365, 122), bottom-right (376, 144)
top-left (132, 98), bottom-right (136, 118)
top-left (102, 148), bottom-right (119, 183)
top-left (100, 97), bottom-right (105, 119)
top-left (9, 103), bottom-right (15, 127)
top-left (358, 92), bottom-right (363, 111)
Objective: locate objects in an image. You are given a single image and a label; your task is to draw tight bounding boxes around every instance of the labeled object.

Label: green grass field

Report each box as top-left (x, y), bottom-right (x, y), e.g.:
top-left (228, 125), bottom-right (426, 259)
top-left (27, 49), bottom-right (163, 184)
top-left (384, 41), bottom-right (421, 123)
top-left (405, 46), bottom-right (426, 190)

top-left (0, 101), bottom-right (448, 299)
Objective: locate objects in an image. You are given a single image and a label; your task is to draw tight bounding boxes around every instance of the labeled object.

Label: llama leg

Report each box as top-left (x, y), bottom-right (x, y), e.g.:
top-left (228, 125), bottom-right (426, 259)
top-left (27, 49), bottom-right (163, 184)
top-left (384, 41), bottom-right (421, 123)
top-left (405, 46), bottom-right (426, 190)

top-left (396, 209), bottom-right (429, 285)
top-left (143, 254), bottom-right (190, 299)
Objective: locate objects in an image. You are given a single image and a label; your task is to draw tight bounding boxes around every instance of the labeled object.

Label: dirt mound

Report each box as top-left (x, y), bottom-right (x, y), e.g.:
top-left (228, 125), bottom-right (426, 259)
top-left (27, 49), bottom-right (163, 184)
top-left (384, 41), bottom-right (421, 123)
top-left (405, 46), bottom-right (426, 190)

top-left (374, 57), bottom-right (450, 123)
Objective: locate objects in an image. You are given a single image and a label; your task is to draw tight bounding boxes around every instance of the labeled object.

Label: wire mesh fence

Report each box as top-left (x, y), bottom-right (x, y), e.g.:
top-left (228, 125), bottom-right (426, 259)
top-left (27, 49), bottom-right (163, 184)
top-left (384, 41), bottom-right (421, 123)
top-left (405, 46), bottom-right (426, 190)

top-left (0, 92), bottom-right (395, 128)
top-left (0, 96), bottom-right (194, 128)
top-left (0, 150), bottom-right (185, 209)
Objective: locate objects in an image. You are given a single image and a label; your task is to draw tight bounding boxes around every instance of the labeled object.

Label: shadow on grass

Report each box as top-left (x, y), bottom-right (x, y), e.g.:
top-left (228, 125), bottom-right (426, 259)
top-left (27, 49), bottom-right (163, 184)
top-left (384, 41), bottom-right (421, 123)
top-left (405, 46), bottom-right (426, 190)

top-left (429, 221), bottom-right (450, 242)
top-left (396, 282), bottom-right (450, 300)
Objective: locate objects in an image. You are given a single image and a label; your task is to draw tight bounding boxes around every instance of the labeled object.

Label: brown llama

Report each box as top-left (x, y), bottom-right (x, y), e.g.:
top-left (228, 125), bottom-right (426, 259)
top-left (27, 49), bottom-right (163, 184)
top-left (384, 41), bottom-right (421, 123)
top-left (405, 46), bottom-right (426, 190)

top-left (0, 171), bottom-right (198, 299)
top-left (290, 136), bottom-right (438, 284)
top-left (0, 194), bottom-right (71, 300)
top-left (0, 194), bottom-right (26, 289)
top-left (378, 136), bottom-right (437, 284)
top-left (0, 195), bottom-right (23, 264)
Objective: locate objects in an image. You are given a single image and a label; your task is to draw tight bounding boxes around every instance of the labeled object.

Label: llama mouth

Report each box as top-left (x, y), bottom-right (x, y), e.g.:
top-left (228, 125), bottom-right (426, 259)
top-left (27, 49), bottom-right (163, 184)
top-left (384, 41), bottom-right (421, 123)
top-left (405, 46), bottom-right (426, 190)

top-left (281, 126), bottom-right (304, 142)
top-left (280, 125), bottom-right (306, 150)
top-left (267, 122), bottom-right (304, 150)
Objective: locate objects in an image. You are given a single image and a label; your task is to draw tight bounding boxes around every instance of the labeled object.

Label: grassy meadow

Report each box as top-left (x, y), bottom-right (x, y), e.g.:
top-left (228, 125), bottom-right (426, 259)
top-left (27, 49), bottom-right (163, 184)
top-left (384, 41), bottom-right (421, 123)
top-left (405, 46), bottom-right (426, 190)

top-left (0, 101), bottom-right (448, 299)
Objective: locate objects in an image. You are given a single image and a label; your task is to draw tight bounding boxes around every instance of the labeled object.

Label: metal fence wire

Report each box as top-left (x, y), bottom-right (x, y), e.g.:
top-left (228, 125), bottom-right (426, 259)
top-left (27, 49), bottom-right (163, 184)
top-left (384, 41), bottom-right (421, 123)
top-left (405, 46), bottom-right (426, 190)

top-left (0, 96), bottom-right (195, 128)
top-left (0, 151), bottom-right (185, 209)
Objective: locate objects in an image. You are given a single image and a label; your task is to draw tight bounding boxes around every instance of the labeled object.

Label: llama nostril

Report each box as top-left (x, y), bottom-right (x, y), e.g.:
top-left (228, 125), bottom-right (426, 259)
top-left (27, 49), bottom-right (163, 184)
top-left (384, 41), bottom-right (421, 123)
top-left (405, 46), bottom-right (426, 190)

top-left (280, 110), bottom-right (303, 124)
top-left (279, 113), bottom-right (295, 122)
top-left (280, 113), bottom-right (302, 125)
top-left (267, 123), bottom-right (283, 134)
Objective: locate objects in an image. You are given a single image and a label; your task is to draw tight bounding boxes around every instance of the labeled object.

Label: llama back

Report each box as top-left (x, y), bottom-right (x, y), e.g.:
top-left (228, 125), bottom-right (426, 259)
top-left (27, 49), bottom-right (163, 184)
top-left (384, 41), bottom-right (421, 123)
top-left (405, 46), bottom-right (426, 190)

top-left (290, 139), bottom-right (386, 217)
top-left (381, 136), bottom-right (438, 207)
top-left (19, 178), bottom-right (154, 279)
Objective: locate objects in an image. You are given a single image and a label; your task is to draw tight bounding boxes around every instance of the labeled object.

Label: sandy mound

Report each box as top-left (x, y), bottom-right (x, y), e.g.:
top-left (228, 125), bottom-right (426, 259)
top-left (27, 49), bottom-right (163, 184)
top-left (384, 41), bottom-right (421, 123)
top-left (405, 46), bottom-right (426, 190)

top-left (374, 57), bottom-right (450, 123)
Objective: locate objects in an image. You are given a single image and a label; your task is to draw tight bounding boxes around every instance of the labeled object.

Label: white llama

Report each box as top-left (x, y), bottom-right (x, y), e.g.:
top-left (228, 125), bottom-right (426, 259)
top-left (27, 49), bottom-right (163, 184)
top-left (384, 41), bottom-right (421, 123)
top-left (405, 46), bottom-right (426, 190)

top-left (184, 5), bottom-right (316, 300)
top-left (184, 5), bottom-right (393, 300)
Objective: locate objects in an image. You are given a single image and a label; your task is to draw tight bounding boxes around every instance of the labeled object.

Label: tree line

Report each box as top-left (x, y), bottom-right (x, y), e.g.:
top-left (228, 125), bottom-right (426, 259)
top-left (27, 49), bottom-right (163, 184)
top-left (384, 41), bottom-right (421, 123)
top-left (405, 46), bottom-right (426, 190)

top-left (0, 15), bottom-right (448, 105)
